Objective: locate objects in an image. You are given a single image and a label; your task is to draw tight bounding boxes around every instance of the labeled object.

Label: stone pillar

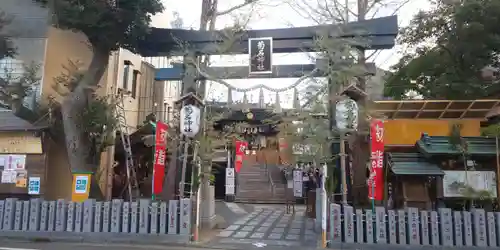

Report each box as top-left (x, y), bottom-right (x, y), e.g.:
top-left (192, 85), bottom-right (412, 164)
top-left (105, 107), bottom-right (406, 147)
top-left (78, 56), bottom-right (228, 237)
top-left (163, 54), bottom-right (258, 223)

top-left (201, 183), bottom-right (216, 229)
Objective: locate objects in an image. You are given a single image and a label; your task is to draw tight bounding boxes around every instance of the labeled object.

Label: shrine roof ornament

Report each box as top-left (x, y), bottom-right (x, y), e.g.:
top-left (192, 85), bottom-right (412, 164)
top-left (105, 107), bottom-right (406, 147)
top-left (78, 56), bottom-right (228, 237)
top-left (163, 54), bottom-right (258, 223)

top-left (212, 108), bottom-right (282, 126)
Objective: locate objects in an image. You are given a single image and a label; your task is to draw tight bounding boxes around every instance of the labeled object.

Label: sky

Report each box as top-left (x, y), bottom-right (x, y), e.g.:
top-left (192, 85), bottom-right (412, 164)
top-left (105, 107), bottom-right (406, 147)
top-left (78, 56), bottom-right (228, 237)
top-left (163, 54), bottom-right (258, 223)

top-left (150, 0), bottom-right (433, 106)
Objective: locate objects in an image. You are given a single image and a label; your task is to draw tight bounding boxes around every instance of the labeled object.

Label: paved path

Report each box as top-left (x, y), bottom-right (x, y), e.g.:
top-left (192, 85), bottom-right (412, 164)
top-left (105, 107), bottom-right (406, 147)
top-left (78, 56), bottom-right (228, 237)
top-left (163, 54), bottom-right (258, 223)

top-left (0, 242), bottom-right (218, 250)
top-left (212, 205), bottom-right (317, 248)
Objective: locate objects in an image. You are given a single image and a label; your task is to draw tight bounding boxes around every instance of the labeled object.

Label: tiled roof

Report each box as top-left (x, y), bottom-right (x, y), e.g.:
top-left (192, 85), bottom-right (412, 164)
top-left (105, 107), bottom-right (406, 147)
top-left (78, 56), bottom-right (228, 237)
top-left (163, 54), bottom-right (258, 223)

top-left (416, 133), bottom-right (497, 157)
top-left (387, 152), bottom-right (444, 176)
top-left (0, 108), bottom-right (46, 131)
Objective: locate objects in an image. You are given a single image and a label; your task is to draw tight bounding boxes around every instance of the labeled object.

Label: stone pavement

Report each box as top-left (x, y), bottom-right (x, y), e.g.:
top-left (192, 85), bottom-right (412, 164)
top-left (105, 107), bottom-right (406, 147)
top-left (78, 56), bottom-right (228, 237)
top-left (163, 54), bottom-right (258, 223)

top-left (212, 205), bottom-right (317, 248)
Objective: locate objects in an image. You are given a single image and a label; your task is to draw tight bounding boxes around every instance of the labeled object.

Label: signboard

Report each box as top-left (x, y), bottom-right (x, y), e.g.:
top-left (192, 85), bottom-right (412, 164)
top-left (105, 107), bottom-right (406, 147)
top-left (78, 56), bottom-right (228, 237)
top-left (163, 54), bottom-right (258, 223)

top-left (9, 155), bottom-right (26, 170)
top-left (1, 170), bottom-right (15, 183)
top-left (225, 168), bottom-right (235, 195)
top-left (249, 37), bottom-right (273, 74)
top-left (0, 154), bottom-right (26, 171)
top-left (180, 105), bottom-right (201, 138)
top-left (71, 173), bottom-right (91, 202)
top-left (442, 171), bottom-right (497, 198)
top-left (368, 119), bottom-right (384, 201)
top-left (293, 170), bottom-right (303, 197)
top-left (28, 177), bottom-right (40, 195)
top-left (0, 134), bottom-right (42, 154)
top-left (234, 140), bottom-right (247, 173)
top-left (15, 170), bottom-right (27, 187)
top-left (0, 155), bottom-right (6, 169)
top-left (153, 122), bottom-right (168, 195)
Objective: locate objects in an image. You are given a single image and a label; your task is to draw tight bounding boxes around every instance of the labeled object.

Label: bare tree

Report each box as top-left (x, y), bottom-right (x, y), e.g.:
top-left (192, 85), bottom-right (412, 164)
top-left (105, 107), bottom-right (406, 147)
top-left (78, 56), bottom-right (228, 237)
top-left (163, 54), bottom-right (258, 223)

top-left (162, 1), bottom-right (265, 203)
top-left (286, 0), bottom-right (409, 205)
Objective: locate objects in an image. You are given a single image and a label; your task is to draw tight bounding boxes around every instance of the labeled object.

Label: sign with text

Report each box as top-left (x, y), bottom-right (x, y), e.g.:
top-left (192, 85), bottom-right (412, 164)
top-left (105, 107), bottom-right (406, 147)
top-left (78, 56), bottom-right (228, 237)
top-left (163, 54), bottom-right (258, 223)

top-left (71, 173), bottom-right (91, 202)
top-left (234, 140), bottom-right (248, 173)
top-left (153, 122), bottom-right (168, 195)
top-left (368, 119), bottom-right (384, 201)
top-left (442, 170), bottom-right (497, 198)
top-left (225, 168), bottom-right (235, 195)
top-left (15, 170), bottom-right (27, 187)
top-left (28, 177), bottom-right (40, 195)
top-left (293, 170), bottom-right (303, 197)
top-left (249, 37), bottom-right (273, 74)
top-left (180, 105), bottom-right (200, 138)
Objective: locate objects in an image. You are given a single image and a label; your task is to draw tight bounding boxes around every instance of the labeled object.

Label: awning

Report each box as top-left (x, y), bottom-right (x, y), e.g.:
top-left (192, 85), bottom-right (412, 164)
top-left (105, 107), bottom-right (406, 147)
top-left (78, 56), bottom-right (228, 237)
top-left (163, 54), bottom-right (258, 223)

top-left (388, 153), bottom-right (444, 176)
top-left (372, 99), bottom-right (500, 120)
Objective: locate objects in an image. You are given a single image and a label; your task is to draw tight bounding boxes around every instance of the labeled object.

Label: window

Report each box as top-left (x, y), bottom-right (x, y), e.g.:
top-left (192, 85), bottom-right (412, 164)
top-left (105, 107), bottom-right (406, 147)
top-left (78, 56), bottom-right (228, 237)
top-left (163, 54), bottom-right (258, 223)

top-left (122, 60), bottom-right (132, 91)
top-left (0, 57), bottom-right (24, 79)
top-left (131, 70), bottom-right (139, 98)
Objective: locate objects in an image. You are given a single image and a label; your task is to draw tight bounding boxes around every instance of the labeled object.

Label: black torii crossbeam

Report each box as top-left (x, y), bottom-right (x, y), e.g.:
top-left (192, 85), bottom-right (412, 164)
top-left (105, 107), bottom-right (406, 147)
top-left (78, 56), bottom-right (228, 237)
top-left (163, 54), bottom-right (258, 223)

top-left (138, 16), bottom-right (397, 57)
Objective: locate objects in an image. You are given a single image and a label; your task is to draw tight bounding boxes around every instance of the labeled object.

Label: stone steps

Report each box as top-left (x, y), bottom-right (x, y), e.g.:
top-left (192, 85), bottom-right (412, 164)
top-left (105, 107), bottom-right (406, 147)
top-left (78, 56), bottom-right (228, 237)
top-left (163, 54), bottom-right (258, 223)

top-left (236, 163), bottom-right (288, 204)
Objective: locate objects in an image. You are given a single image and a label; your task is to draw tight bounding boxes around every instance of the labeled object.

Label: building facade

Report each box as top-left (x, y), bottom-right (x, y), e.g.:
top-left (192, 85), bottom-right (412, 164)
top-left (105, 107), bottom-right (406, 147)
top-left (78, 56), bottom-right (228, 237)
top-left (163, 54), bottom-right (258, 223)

top-left (1, 0), bottom-right (164, 200)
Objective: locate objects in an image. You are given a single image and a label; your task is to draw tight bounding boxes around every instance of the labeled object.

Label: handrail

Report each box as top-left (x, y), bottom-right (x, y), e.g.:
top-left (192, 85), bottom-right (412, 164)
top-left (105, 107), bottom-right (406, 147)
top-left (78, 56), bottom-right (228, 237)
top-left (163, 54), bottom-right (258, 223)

top-left (263, 150), bottom-right (275, 195)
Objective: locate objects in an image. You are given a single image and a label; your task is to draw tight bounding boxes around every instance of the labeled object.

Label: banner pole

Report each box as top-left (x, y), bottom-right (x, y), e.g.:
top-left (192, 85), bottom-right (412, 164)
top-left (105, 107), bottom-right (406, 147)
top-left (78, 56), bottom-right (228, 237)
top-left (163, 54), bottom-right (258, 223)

top-left (321, 164), bottom-right (327, 248)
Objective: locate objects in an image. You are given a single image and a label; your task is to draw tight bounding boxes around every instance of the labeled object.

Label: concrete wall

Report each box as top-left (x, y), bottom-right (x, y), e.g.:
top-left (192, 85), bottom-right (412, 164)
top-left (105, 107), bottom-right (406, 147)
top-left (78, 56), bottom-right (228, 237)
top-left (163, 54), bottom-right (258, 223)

top-left (109, 49), bottom-right (145, 132)
top-left (137, 62), bottom-right (164, 124)
top-left (384, 119), bottom-right (481, 146)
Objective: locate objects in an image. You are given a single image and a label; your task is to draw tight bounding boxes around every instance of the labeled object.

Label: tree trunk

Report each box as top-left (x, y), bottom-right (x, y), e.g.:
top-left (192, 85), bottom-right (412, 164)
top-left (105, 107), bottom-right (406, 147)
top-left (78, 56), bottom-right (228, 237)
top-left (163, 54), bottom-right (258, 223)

top-left (349, 0), bottom-right (371, 207)
top-left (61, 49), bottom-right (110, 199)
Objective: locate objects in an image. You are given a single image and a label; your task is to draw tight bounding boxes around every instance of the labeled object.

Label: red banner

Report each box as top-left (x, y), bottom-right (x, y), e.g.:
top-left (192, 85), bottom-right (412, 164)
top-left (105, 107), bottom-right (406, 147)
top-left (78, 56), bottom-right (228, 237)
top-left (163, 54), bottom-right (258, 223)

top-left (368, 119), bottom-right (384, 201)
top-left (234, 140), bottom-right (248, 173)
top-left (153, 122), bottom-right (168, 195)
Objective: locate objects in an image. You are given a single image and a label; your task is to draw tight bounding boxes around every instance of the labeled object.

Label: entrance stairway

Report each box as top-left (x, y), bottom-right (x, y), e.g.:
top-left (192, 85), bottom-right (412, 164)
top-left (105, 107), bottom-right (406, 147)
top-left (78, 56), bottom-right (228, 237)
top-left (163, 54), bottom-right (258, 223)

top-left (235, 150), bottom-right (288, 204)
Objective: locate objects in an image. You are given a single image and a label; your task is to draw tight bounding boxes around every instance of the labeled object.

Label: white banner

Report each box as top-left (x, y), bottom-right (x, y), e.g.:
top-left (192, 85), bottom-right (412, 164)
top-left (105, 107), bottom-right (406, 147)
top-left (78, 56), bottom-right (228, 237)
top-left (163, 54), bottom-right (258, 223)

top-left (293, 170), bottom-right (303, 197)
top-left (225, 168), bottom-right (235, 195)
top-left (443, 171), bottom-right (497, 198)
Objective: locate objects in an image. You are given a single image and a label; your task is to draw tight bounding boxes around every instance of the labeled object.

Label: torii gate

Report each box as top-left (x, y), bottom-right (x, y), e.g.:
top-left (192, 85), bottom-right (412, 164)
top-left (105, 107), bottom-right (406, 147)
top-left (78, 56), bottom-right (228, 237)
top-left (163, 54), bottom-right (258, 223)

top-left (139, 15), bottom-right (397, 82)
top-left (137, 15), bottom-right (398, 209)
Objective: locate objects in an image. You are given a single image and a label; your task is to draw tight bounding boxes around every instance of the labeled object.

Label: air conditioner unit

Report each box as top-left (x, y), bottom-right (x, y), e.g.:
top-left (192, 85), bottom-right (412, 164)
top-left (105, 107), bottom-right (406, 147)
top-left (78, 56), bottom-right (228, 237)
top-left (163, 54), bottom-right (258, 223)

top-left (118, 88), bottom-right (132, 95)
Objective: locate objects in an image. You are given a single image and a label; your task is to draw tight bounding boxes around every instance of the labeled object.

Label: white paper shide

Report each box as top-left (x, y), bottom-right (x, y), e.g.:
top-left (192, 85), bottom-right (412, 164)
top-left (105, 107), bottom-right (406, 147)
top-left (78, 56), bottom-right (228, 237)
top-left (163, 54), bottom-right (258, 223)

top-left (180, 105), bottom-right (201, 138)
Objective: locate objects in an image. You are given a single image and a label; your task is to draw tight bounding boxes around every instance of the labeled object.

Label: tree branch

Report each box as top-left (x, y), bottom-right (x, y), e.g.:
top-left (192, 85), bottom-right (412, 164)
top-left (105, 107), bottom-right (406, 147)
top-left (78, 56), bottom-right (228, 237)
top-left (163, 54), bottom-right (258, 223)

top-left (216, 0), bottom-right (259, 16)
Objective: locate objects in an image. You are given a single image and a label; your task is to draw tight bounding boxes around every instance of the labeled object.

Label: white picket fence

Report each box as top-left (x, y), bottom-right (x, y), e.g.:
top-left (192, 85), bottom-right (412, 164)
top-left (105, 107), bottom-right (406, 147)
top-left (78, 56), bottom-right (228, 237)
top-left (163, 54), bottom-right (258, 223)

top-left (0, 198), bottom-right (192, 235)
top-left (328, 203), bottom-right (500, 247)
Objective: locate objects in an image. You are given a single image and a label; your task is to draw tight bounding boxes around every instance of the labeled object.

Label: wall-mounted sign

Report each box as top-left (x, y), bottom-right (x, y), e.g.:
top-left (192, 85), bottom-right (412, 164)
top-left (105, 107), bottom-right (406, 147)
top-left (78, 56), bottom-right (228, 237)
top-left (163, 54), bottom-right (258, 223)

top-left (1, 170), bottom-right (15, 183)
top-left (0, 133), bottom-right (42, 154)
top-left (9, 155), bottom-right (26, 170)
top-left (0, 154), bottom-right (26, 171)
top-left (442, 171), bottom-right (497, 198)
top-left (71, 172), bottom-right (91, 202)
top-left (28, 177), bottom-right (41, 195)
top-left (15, 170), bottom-right (27, 187)
top-left (249, 37), bottom-right (273, 74)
